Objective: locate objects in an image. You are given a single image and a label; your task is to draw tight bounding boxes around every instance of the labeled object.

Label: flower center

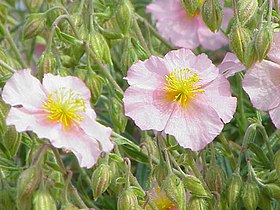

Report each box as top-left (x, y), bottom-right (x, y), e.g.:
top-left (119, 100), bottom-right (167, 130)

top-left (163, 68), bottom-right (204, 107)
top-left (42, 88), bottom-right (86, 128)
top-left (146, 186), bottom-right (176, 210)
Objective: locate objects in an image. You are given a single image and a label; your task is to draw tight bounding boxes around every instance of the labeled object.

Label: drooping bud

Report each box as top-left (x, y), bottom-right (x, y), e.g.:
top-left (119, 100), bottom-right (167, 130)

top-left (37, 50), bottom-right (56, 80)
top-left (243, 40), bottom-right (257, 68)
top-left (241, 180), bottom-right (260, 210)
top-left (238, 0), bottom-right (258, 26)
top-left (116, 0), bottom-right (134, 35)
top-left (225, 173), bottom-right (243, 209)
top-left (183, 175), bottom-right (209, 197)
top-left (141, 136), bottom-right (159, 160)
top-left (24, 0), bottom-right (43, 12)
top-left (204, 165), bottom-right (225, 194)
top-left (229, 23), bottom-right (251, 64)
top-left (109, 96), bottom-right (127, 133)
top-left (33, 189), bottom-right (57, 210)
top-left (264, 184), bottom-right (280, 200)
top-left (117, 187), bottom-right (140, 210)
top-left (3, 125), bottom-right (22, 156)
top-left (161, 174), bottom-right (186, 210)
top-left (187, 197), bottom-right (208, 210)
top-left (254, 26), bottom-right (273, 61)
top-left (131, 37), bottom-right (149, 60)
top-left (152, 162), bottom-right (169, 186)
top-left (121, 37), bottom-right (138, 75)
top-left (274, 149), bottom-right (280, 177)
top-left (91, 164), bottom-right (112, 200)
top-left (202, 0), bottom-right (223, 32)
top-left (85, 71), bottom-right (104, 105)
top-left (23, 13), bottom-right (46, 40)
top-left (180, 0), bottom-right (199, 16)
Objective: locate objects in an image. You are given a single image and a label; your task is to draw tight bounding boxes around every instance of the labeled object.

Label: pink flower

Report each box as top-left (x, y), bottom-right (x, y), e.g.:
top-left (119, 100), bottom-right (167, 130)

top-left (2, 69), bottom-right (113, 168)
top-left (243, 32), bottom-right (280, 128)
top-left (146, 0), bottom-right (232, 50)
top-left (123, 48), bottom-right (237, 151)
top-left (218, 52), bottom-right (245, 78)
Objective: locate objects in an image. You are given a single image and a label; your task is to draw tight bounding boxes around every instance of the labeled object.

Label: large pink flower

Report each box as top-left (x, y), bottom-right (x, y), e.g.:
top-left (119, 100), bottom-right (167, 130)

top-left (2, 69), bottom-right (113, 168)
top-left (146, 0), bottom-right (232, 50)
top-left (243, 32), bottom-right (280, 128)
top-left (123, 48), bottom-right (237, 151)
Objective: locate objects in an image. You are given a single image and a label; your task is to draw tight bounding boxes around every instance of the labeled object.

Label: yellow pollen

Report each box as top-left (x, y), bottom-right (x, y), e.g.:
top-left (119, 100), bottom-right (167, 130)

top-left (42, 88), bottom-right (86, 128)
top-left (163, 68), bottom-right (204, 107)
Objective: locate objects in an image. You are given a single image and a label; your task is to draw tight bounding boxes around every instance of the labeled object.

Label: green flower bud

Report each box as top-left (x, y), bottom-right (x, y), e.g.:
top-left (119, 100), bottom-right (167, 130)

top-left (33, 189), bottom-right (57, 210)
top-left (241, 181), bottom-right (260, 210)
top-left (121, 37), bottom-right (138, 76)
top-left (152, 162), bottom-right (169, 186)
top-left (180, 0), bottom-right (199, 16)
top-left (225, 173), bottom-right (242, 209)
top-left (162, 174), bottom-right (186, 210)
top-left (255, 26), bottom-right (273, 61)
top-left (238, 0), bottom-right (258, 26)
top-left (204, 165), bottom-right (225, 194)
top-left (229, 23), bottom-right (251, 64)
top-left (37, 50), bottom-right (56, 80)
top-left (258, 191), bottom-right (272, 210)
top-left (117, 187), bottom-right (139, 210)
top-left (264, 184), bottom-right (280, 200)
top-left (24, 0), bottom-right (43, 12)
top-left (23, 13), bottom-right (46, 40)
top-left (202, 0), bottom-right (223, 32)
top-left (0, 97), bottom-right (9, 135)
top-left (183, 175), bottom-right (209, 197)
top-left (3, 125), bottom-right (22, 156)
top-left (0, 187), bottom-right (15, 210)
top-left (91, 164), bottom-right (112, 200)
top-left (187, 197), bottom-right (208, 210)
top-left (131, 37), bottom-right (149, 60)
top-left (85, 71), bottom-right (104, 105)
top-left (116, 0), bottom-right (134, 35)
top-left (274, 149), bottom-right (280, 177)
top-left (243, 40), bottom-right (257, 68)
top-left (109, 97), bottom-right (127, 133)
top-left (141, 136), bottom-right (159, 160)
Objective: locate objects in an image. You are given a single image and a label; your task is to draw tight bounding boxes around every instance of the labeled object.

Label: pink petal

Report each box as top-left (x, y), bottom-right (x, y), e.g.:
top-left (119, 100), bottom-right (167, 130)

top-left (2, 69), bottom-right (46, 110)
top-left (218, 52), bottom-right (245, 78)
top-left (269, 105), bottom-right (280, 129)
top-left (164, 102), bottom-right (224, 151)
top-left (267, 32), bottom-right (280, 63)
top-left (243, 60), bottom-right (280, 111)
top-left (199, 75), bottom-right (237, 123)
top-left (42, 74), bottom-right (91, 101)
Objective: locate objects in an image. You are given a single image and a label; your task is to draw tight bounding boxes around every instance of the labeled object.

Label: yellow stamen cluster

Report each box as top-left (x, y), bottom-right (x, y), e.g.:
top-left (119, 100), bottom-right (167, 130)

top-left (163, 68), bottom-right (204, 107)
top-left (42, 88), bottom-right (86, 128)
top-left (146, 186), bottom-right (176, 210)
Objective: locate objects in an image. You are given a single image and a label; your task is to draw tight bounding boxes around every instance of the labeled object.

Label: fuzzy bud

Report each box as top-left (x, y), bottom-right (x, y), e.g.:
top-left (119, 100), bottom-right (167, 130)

top-left (91, 164), bottom-right (112, 200)
top-left (85, 72), bottom-right (104, 105)
top-left (24, 0), bottom-right (43, 12)
top-left (183, 175), bottom-right (209, 197)
top-left (255, 26), bottom-right (273, 61)
top-left (202, 0), bottom-right (223, 32)
top-left (117, 187), bottom-right (139, 210)
top-left (37, 50), bottom-right (56, 80)
top-left (187, 197), bottom-right (208, 210)
top-left (23, 13), bottom-right (46, 40)
top-left (121, 37), bottom-right (138, 75)
top-left (225, 173), bottom-right (243, 209)
top-left (238, 0), bottom-right (258, 26)
top-left (153, 162), bottom-right (169, 186)
top-left (243, 40), bottom-right (257, 68)
top-left (264, 184), bottom-right (280, 200)
top-left (109, 97), bottom-right (127, 133)
top-left (33, 190), bottom-right (57, 210)
top-left (162, 174), bottom-right (186, 210)
top-left (180, 0), bottom-right (199, 16)
top-left (3, 125), bottom-right (22, 156)
top-left (116, 0), bottom-right (134, 35)
top-left (241, 181), bottom-right (260, 210)
top-left (204, 165), bottom-right (225, 194)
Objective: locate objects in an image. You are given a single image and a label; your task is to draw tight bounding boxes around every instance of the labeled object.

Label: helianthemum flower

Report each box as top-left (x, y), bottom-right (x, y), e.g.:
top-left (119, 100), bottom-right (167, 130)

top-left (123, 48), bottom-right (237, 151)
top-left (146, 0), bottom-right (232, 50)
top-left (2, 69), bottom-right (113, 168)
top-left (243, 32), bottom-right (280, 129)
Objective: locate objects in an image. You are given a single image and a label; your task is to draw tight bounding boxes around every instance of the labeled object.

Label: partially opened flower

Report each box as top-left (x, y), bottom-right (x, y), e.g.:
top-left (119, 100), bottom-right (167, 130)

top-left (123, 48), bottom-right (237, 151)
top-left (146, 0), bottom-right (232, 50)
top-left (2, 69), bottom-right (113, 168)
top-left (243, 32), bottom-right (280, 128)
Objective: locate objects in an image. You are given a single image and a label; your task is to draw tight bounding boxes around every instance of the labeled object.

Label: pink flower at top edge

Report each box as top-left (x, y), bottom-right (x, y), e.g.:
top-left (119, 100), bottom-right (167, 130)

top-left (2, 69), bottom-right (114, 168)
top-left (218, 52), bottom-right (245, 78)
top-left (146, 0), bottom-right (232, 50)
top-left (123, 48), bottom-right (237, 151)
top-left (243, 32), bottom-right (280, 128)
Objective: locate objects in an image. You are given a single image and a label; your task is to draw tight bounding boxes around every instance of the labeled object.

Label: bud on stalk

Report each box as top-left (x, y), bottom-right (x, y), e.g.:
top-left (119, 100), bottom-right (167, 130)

top-left (37, 50), bottom-right (56, 81)
top-left (238, 0), bottom-right (258, 26)
top-left (241, 180), bottom-right (260, 210)
top-left (225, 173), bottom-right (242, 209)
top-left (117, 187), bottom-right (140, 210)
top-left (153, 162), bottom-right (169, 186)
top-left (202, 0), bottom-right (223, 32)
top-left (85, 71), bottom-right (104, 105)
top-left (116, 0), bottom-right (134, 35)
top-left (33, 189), bottom-right (57, 210)
top-left (23, 13), bottom-right (46, 40)
top-left (109, 97), bottom-right (127, 133)
top-left (121, 37), bottom-right (138, 75)
top-left (180, 0), bottom-right (199, 16)
top-left (255, 26), bottom-right (273, 61)
top-left (204, 165), bottom-right (225, 194)
top-left (187, 197), bottom-right (208, 210)
top-left (264, 183), bottom-right (280, 200)
top-left (183, 175), bottom-right (209, 197)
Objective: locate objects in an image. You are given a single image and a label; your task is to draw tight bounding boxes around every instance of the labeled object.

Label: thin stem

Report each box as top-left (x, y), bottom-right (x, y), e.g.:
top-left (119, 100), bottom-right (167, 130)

top-left (237, 73), bottom-right (247, 133)
top-left (268, 0), bottom-right (273, 24)
top-left (232, 0), bottom-right (239, 22)
top-left (218, 133), bottom-right (236, 170)
top-left (44, 6), bottom-right (69, 15)
top-left (0, 59), bottom-right (16, 73)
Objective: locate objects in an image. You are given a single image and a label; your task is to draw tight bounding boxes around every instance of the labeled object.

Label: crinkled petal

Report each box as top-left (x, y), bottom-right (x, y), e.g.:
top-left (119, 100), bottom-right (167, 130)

top-left (218, 52), bottom-right (245, 77)
top-left (164, 102), bottom-right (223, 151)
top-left (269, 106), bottom-right (280, 129)
top-left (2, 69), bottom-right (46, 110)
top-left (243, 60), bottom-right (280, 111)
top-left (267, 32), bottom-right (280, 63)
top-left (199, 75), bottom-right (237, 123)
top-left (123, 86), bottom-right (173, 131)
top-left (42, 73), bottom-right (91, 101)
top-left (164, 48), bottom-right (218, 85)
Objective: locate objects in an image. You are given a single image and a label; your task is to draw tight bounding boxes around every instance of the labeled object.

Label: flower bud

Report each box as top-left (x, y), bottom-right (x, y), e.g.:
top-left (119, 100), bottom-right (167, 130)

top-left (241, 181), bottom-right (260, 210)
top-left (131, 37), bottom-right (149, 60)
top-left (229, 24), bottom-right (251, 64)
top-left (274, 149), bottom-right (280, 177)
top-left (24, 0), bottom-right (43, 12)
top-left (121, 37), bottom-right (138, 75)
top-left (161, 174), bottom-right (186, 210)
top-left (91, 163), bottom-right (112, 200)
top-left (117, 187), bottom-right (139, 210)
top-left (202, 0), bottom-right (223, 32)
top-left (37, 50), bottom-right (56, 80)
top-left (204, 165), bottom-right (225, 194)
top-left (264, 184), bottom-right (280, 200)
top-left (23, 13), bottom-right (46, 40)
top-left (153, 162), bottom-right (169, 186)
top-left (225, 173), bottom-right (242, 209)
top-left (258, 191), bottom-right (272, 210)
top-left (109, 97), bottom-right (127, 133)
top-left (238, 0), bottom-right (258, 26)
top-left (180, 0), bottom-right (199, 16)
top-left (33, 189), bottom-right (57, 210)
top-left (0, 97), bottom-right (9, 135)
top-left (255, 26), bottom-right (273, 61)
top-left (3, 125), bottom-right (22, 156)
top-left (85, 71), bottom-right (104, 105)
top-left (187, 197), bottom-right (208, 210)
top-left (0, 187), bottom-right (15, 210)
top-left (243, 40), bottom-right (257, 68)
top-left (183, 175), bottom-right (209, 197)
top-left (116, 0), bottom-right (134, 35)
top-left (141, 136), bottom-right (159, 160)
